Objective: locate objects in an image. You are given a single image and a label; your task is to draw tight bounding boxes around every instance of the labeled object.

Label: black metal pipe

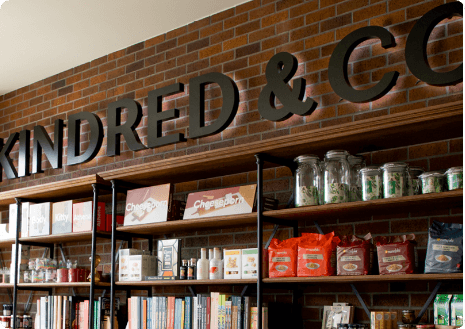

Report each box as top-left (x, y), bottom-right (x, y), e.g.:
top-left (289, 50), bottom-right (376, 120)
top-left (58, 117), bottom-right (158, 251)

top-left (255, 154), bottom-right (263, 329)
top-left (89, 184), bottom-right (99, 329)
top-left (110, 180), bottom-right (118, 329)
top-left (12, 198), bottom-right (22, 329)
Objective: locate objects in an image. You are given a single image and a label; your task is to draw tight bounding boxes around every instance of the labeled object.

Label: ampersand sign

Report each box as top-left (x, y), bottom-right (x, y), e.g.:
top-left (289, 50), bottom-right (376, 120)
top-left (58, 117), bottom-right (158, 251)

top-left (258, 52), bottom-right (317, 121)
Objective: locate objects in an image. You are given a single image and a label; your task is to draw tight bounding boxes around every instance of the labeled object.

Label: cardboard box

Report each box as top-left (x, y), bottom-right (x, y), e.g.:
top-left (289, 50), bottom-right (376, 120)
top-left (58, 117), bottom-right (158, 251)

top-left (370, 311), bottom-right (384, 329)
top-left (390, 311), bottom-right (397, 328)
top-left (127, 254), bottom-right (157, 281)
top-left (242, 248), bottom-right (258, 279)
top-left (72, 201), bottom-right (105, 232)
top-left (118, 249), bottom-right (150, 281)
top-left (124, 184), bottom-right (172, 226)
top-left (322, 305), bottom-right (353, 329)
top-left (8, 204), bottom-right (18, 239)
top-left (435, 294), bottom-right (453, 325)
top-left (451, 294), bottom-right (463, 326)
top-left (29, 202), bottom-right (52, 237)
top-left (157, 239), bottom-right (181, 278)
top-left (52, 200), bottom-right (73, 234)
top-left (21, 202), bottom-right (35, 238)
top-left (224, 249), bottom-right (242, 279)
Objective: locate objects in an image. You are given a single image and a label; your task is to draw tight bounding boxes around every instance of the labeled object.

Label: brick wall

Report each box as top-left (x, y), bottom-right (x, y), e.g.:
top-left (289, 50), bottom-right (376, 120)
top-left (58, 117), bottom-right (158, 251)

top-left (0, 0), bottom-right (462, 328)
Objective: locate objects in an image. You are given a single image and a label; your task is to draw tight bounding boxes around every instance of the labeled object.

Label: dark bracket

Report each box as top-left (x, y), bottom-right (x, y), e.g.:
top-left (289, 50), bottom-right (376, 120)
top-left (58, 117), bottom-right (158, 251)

top-left (188, 286), bottom-right (196, 297)
top-left (265, 225), bottom-right (280, 249)
top-left (414, 281), bottom-right (442, 324)
top-left (240, 285), bottom-right (249, 297)
top-left (313, 221), bottom-right (324, 235)
top-left (351, 284), bottom-right (370, 318)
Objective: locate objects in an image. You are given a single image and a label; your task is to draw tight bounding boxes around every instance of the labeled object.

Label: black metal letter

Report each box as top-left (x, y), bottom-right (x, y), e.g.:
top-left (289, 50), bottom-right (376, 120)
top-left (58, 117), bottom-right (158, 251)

top-left (107, 99), bottom-right (146, 156)
top-left (67, 112), bottom-right (103, 166)
top-left (0, 133), bottom-right (19, 180)
top-left (329, 26), bottom-right (399, 103)
top-left (32, 120), bottom-right (64, 174)
top-left (189, 72), bottom-right (239, 139)
top-left (147, 83), bottom-right (186, 148)
top-left (18, 130), bottom-right (30, 177)
top-left (405, 2), bottom-right (463, 86)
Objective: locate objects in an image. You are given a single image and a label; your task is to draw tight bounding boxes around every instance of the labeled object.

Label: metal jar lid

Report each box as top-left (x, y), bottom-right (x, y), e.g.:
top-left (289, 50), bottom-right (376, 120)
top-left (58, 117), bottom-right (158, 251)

top-left (418, 171), bottom-right (445, 179)
top-left (380, 162), bottom-right (408, 171)
top-left (360, 166), bottom-right (381, 175)
top-left (445, 166), bottom-right (463, 174)
top-left (325, 150), bottom-right (349, 158)
top-left (294, 155), bottom-right (320, 163)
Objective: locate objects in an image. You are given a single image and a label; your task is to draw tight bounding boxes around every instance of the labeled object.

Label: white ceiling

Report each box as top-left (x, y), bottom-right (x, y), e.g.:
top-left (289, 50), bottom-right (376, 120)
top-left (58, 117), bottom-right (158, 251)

top-left (0, 0), bottom-right (249, 95)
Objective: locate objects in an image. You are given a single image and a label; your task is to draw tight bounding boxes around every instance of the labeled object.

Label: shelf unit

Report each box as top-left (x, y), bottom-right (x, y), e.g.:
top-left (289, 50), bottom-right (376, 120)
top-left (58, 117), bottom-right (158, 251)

top-left (99, 101), bottom-right (463, 328)
top-left (0, 101), bottom-right (462, 328)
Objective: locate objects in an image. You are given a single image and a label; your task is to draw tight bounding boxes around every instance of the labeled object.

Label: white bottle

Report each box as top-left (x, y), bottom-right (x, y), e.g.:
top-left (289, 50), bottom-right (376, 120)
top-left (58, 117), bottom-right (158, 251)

top-left (210, 247), bottom-right (223, 280)
top-left (209, 249), bottom-right (213, 261)
top-left (196, 248), bottom-right (209, 280)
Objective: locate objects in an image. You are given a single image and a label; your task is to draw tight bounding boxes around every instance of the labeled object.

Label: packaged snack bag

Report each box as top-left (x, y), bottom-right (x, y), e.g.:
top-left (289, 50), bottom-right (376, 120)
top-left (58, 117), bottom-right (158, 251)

top-left (297, 232), bottom-right (340, 277)
top-left (268, 237), bottom-right (299, 278)
top-left (337, 233), bottom-right (373, 276)
top-left (425, 221), bottom-right (463, 274)
top-left (374, 234), bottom-right (416, 275)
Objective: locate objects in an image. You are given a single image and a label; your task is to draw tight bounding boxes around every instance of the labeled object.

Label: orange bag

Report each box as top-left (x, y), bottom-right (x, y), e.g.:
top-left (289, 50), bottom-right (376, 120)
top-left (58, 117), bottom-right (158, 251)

top-left (297, 232), bottom-right (340, 277)
top-left (268, 237), bottom-right (299, 278)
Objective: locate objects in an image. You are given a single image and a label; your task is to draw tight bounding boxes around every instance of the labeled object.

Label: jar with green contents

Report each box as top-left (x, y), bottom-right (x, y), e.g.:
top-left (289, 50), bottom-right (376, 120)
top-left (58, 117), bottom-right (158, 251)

top-left (419, 171), bottom-right (445, 194)
top-left (348, 155), bottom-right (366, 202)
top-left (294, 155), bottom-right (321, 207)
top-left (407, 166), bottom-right (424, 196)
top-left (323, 150), bottom-right (350, 204)
top-left (445, 166), bottom-right (463, 190)
top-left (360, 166), bottom-right (383, 201)
top-left (381, 162), bottom-right (408, 198)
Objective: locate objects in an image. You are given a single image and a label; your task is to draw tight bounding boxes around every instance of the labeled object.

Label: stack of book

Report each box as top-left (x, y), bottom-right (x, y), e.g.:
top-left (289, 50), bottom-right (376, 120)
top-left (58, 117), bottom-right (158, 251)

top-left (127, 294), bottom-right (268, 329)
top-left (36, 296), bottom-right (119, 329)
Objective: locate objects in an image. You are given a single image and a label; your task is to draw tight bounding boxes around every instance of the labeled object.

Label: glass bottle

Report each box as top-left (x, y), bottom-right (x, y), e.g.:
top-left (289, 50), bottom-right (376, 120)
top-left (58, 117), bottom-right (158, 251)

top-left (348, 155), bottom-right (365, 202)
top-left (187, 258), bottom-right (196, 280)
top-left (294, 155), bottom-right (321, 207)
top-left (323, 150), bottom-right (350, 204)
top-left (196, 248), bottom-right (209, 280)
top-left (360, 166), bottom-right (383, 201)
top-left (179, 260), bottom-right (188, 280)
top-left (210, 247), bottom-right (223, 280)
top-left (407, 166), bottom-right (424, 195)
top-left (380, 162), bottom-right (409, 198)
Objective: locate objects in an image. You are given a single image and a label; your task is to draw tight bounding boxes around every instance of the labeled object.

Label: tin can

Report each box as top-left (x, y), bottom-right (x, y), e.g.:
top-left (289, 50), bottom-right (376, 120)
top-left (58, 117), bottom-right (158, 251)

top-left (57, 268), bottom-right (68, 283)
top-left (68, 268), bottom-right (78, 282)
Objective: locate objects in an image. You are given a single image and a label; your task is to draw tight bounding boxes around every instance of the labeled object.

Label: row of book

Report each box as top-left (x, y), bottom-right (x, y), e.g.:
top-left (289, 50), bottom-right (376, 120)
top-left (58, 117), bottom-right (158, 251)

top-left (36, 295), bottom-right (119, 329)
top-left (128, 294), bottom-right (268, 329)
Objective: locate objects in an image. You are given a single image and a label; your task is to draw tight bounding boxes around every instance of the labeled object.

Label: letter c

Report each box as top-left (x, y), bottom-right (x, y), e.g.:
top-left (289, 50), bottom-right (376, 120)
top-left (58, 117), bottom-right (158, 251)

top-left (194, 200), bottom-right (201, 208)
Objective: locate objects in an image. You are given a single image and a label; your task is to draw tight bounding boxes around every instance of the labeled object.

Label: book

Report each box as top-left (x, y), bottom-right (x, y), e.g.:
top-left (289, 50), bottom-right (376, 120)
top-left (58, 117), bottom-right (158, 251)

top-left (193, 297), bottom-right (198, 329)
top-left (29, 202), bottom-right (52, 236)
top-left (72, 201), bottom-right (93, 233)
top-left (185, 297), bottom-right (192, 329)
top-left (105, 214), bottom-right (124, 232)
top-left (21, 201), bottom-right (35, 237)
top-left (52, 200), bottom-right (73, 234)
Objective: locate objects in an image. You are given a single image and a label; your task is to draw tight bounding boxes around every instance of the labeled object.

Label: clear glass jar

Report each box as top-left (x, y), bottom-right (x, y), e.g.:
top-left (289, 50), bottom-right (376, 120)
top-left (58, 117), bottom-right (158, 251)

top-left (381, 162), bottom-right (408, 198)
top-left (445, 166), bottom-right (463, 190)
top-left (294, 155), bottom-right (321, 207)
top-left (419, 171), bottom-right (445, 194)
top-left (348, 155), bottom-right (366, 202)
top-left (318, 161), bottom-right (325, 205)
top-left (323, 150), bottom-right (350, 204)
top-left (360, 166), bottom-right (383, 201)
top-left (407, 166), bottom-right (424, 196)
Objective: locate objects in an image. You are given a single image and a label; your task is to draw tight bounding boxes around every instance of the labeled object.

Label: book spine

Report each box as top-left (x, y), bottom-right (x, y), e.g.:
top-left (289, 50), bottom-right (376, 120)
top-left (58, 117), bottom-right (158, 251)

top-left (193, 297), bottom-right (197, 329)
top-left (162, 297), bottom-right (167, 329)
top-left (206, 297), bottom-right (211, 329)
top-left (185, 297), bottom-right (191, 329)
top-left (143, 299), bottom-right (147, 329)
top-left (181, 301), bottom-right (185, 329)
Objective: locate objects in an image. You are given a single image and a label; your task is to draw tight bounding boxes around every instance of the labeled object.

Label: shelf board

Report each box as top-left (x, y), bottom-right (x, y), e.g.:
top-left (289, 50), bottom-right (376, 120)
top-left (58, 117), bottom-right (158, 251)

top-left (116, 279), bottom-right (256, 286)
top-left (0, 175), bottom-right (109, 207)
top-left (17, 282), bottom-right (111, 288)
top-left (19, 231), bottom-right (112, 245)
top-left (0, 239), bottom-right (15, 249)
top-left (263, 273), bottom-right (463, 284)
top-left (0, 283), bottom-right (13, 288)
top-left (99, 101), bottom-right (462, 186)
top-left (117, 190), bottom-right (462, 234)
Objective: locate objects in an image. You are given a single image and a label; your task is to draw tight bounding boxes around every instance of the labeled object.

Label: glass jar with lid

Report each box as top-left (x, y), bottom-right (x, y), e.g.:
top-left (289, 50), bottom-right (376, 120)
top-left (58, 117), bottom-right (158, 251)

top-left (419, 171), bottom-right (445, 194)
top-left (360, 166), bottom-right (383, 201)
top-left (445, 166), bottom-right (463, 190)
top-left (402, 310), bottom-right (415, 323)
top-left (407, 166), bottom-right (424, 196)
top-left (323, 150), bottom-right (350, 204)
top-left (294, 155), bottom-right (321, 207)
top-left (348, 155), bottom-right (366, 202)
top-left (380, 162), bottom-right (409, 198)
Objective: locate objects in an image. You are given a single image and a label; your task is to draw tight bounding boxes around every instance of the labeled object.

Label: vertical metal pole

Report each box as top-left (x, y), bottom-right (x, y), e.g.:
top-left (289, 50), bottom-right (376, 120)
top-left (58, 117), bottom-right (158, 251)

top-left (255, 155), bottom-right (263, 329)
top-left (12, 198), bottom-right (22, 329)
top-left (110, 181), bottom-right (118, 329)
top-left (89, 184), bottom-right (99, 329)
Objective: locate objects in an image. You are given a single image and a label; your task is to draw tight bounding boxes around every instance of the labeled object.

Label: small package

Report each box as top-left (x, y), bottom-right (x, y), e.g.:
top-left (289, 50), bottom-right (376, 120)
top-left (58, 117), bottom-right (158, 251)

top-left (21, 202), bottom-right (35, 238)
top-left (298, 232), bottom-right (339, 277)
top-left (119, 249), bottom-right (150, 281)
top-left (127, 254), bottom-right (157, 281)
top-left (451, 294), bottom-right (463, 326)
top-left (337, 233), bottom-right (373, 276)
top-left (425, 221), bottom-right (463, 274)
top-left (434, 294), bottom-right (453, 325)
top-left (29, 202), bottom-right (52, 237)
top-left (157, 239), bottom-right (181, 279)
top-left (268, 237), bottom-right (299, 278)
top-left (374, 234), bottom-right (416, 275)
top-left (322, 304), bottom-right (353, 329)
top-left (224, 249), bottom-right (242, 279)
top-left (242, 248), bottom-right (258, 279)
top-left (52, 200), bottom-right (73, 235)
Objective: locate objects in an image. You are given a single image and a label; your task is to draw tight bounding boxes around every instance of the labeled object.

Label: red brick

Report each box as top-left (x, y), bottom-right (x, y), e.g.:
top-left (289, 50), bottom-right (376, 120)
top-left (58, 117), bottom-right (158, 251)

top-left (388, 0), bottom-right (424, 12)
top-left (321, 13), bottom-right (352, 32)
top-left (262, 33), bottom-right (289, 50)
top-left (224, 13), bottom-right (248, 30)
top-left (199, 44), bottom-right (222, 59)
top-left (277, 16), bottom-right (305, 35)
top-left (337, 0), bottom-right (369, 15)
top-left (223, 35), bottom-right (248, 51)
top-left (145, 35), bottom-right (165, 48)
top-left (211, 8), bottom-right (235, 23)
top-left (406, 0), bottom-right (444, 19)
top-left (262, 11), bottom-right (289, 28)
top-left (371, 147), bottom-right (408, 165)
top-left (249, 26), bottom-right (276, 43)
top-left (250, 3), bottom-right (275, 21)
top-left (409, 85), bottom-right (448, 102)
top-left (178, 31), bottom-right (199, 46)
top-left (290, 24), bottom-right (319, 41)
top-left (306, 6), bottom-right (336, 25)
top-left (290, 0), bottom-right (318, 18)
top-left (370, 9), bottom-right (406, 27)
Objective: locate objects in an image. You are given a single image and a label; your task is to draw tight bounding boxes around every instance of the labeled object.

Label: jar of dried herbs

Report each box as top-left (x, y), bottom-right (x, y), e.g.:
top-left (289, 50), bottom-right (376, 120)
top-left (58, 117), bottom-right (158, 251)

top-left (323, 150), bottom-right (350, 204)
top-left (294, 155), bottom-right (321, 207)
top-left (348, 155), bottom-right (366, 202)
top-left (360, 166), bottom-right (383, 201)
top-left (380, 162), bottom-right (408, 198)
top-left (407, 166), bottom-right (424, 196)
top-left (419, 171), bottom-right (445, 194)
top-left (445, 166), bottom-right (463, 190)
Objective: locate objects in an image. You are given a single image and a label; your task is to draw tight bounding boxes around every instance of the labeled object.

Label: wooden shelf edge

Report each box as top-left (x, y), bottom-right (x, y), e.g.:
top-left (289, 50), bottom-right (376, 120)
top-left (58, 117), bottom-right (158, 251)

top-left (116, 279), bottom-right (257, 286)
top-left (17, 282), bottom-right (111, 288)
top-left (20, 231), bottom-right (111, 244)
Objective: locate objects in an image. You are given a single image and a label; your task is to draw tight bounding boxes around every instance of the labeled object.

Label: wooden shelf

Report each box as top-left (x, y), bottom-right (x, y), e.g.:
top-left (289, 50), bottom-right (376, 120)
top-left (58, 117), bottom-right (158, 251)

top-left (0, 239), bottom-right (15, 249)
top-left (117, 190), bottom-right (462, 235)
top-left (19, 231), bottom-right (112, 245)
top-left (263, 273), bottom-right (463, 284)
top-left (0, 175), bottom-right (109, 207)
top-left (17, 282), bottom-right (110, 288)
top-left (0, 283), bottom-right (13, 288)
top-left (100, 101), bottom-right (462, 186)
top-left (116, 279), bottom-right (256, 286)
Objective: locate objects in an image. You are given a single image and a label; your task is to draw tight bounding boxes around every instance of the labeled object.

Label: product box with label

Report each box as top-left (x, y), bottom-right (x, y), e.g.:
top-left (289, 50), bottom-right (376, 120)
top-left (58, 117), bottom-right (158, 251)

top-left (224, 249), bottom-right (242, 279)
top-left (124, 184), bottom-right (173, 226)
top-left (434, 294), bottom-right (453, 325)
top-left (52, 200), bottom-right (73, 235)
top-left (369, 311), bottom-right (398, 329)
top-left (451, 294), bottom-right (463, 326)
top-left (29, 202), bottom-right (52, 237)
top-left (157, 239), bottom-right (181, 279)
top-left (127, 254), bottom-right (157, 281)
top-left (8, 204), bottom-right (18, 239)
top-left (118, 249), bottom-right (151, 281)
top-left (21, 202), bottom-right (35, 238)
top-left (242, 248), bottom-right (258, 279)
top-left (322, 305), bottom-right (353, 329)
top-left (72, 201), bottom-right (105, 232)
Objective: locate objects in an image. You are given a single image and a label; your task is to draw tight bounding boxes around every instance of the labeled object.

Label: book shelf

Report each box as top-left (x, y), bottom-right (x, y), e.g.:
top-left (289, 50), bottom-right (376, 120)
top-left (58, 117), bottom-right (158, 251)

top-left (0, 101), bottom-right (462, 329)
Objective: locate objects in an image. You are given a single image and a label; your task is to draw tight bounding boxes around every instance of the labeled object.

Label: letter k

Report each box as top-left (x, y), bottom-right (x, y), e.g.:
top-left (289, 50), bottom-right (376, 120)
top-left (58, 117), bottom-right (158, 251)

top-left (0, 133), bottom-right (19, 181)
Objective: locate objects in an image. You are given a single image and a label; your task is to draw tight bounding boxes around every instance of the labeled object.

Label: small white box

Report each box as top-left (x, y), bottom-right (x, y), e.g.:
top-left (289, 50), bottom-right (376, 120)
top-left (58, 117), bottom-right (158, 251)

top-left (127, 254), bottom-right (157, 281)
top-left (21, 202), bottom-right (35, 238)
top-left (241, 248), bottom-right (258, 279)
top-left (224, 249), bottom-right (241, 279)
top-left (118, 249), bottom-right (151, 281)
top-left (8, 204), bottom-right (18, 239)
top-left (0, 224), bottom-right (10, 240)
top-left (29, 203), bottom-right (51, 237)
